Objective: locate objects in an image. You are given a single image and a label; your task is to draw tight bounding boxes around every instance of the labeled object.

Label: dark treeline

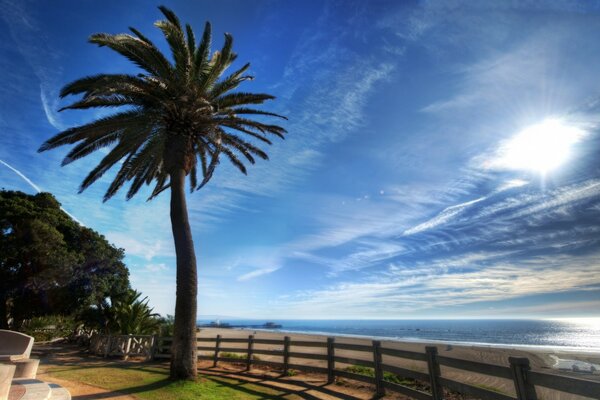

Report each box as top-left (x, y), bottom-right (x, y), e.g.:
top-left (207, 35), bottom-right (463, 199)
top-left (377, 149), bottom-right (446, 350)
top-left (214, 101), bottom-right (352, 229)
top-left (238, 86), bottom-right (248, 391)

top-left (0, 190), bottom-right (130, 330)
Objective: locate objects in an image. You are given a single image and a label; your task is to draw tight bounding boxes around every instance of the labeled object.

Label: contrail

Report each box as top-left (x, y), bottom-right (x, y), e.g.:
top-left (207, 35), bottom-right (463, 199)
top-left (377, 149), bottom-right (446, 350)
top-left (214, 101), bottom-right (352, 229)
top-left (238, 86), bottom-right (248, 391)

top-left (0, 159), bottom-right (83, 225)
top-left (0, 159), bottom-right (42, 192)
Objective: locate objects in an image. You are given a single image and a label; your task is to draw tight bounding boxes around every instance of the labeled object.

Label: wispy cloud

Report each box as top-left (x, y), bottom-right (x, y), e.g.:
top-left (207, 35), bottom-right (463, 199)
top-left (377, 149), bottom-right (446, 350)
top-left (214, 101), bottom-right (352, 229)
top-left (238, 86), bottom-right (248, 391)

top-left (238, 266), bottom-right (280, 282)
top-left (39, 84), bottom-right (65, 130)
top-left (0, 1), bottom-right (65, 131)
top-left (278, 251), bottom-right (600, 318)
top-left (404, 196), bottom-right (486, 236)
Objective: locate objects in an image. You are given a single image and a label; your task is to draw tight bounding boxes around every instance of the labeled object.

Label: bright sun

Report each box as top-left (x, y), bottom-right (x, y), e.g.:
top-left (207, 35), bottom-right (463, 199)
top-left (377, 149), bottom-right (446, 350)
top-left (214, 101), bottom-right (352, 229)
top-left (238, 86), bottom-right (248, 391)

top-left (494, 118), bottom-right (587, 174)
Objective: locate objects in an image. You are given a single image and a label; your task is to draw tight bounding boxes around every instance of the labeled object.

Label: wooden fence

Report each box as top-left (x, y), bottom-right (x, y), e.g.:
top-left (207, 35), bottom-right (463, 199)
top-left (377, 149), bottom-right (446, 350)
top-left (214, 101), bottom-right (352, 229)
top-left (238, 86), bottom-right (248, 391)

top-left (91, 333), bottom-right (600, 400)
top-left (89, 333), bottom-right (155, 360)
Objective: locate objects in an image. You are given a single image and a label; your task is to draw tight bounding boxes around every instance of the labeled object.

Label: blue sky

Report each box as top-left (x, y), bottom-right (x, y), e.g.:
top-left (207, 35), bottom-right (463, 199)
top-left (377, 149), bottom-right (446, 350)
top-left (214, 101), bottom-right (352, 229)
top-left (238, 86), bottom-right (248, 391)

top-left (1, 0), bottom-right (600, 319)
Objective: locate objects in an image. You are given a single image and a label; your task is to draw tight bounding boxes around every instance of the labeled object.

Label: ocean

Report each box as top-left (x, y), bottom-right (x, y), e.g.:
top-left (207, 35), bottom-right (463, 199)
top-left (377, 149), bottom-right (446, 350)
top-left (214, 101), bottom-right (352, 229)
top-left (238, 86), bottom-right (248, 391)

top-left (198, 319), bottom-right (600, 350)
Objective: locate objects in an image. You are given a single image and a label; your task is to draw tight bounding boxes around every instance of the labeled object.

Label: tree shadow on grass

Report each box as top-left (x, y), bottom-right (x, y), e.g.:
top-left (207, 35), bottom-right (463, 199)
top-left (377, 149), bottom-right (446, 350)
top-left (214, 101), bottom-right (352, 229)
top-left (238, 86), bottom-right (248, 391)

top-left (69, 374), bottom-right (292, 400)
top-left (200, 369), bottom-right (363, 400)
top-left (67, 367), bottom-right (364, 400)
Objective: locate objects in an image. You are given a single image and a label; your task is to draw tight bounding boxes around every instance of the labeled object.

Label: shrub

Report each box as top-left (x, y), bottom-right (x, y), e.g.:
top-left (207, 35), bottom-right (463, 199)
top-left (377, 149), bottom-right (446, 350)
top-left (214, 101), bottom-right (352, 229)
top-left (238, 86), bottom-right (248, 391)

top-left (20, 315), bottom-right (77, 342)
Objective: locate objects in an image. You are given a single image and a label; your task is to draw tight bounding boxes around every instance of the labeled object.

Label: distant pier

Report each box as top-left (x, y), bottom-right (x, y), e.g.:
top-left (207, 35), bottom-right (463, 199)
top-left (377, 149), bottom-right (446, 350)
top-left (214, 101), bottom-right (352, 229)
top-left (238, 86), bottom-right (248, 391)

top-left (198, 321), bottom-right (282, 329)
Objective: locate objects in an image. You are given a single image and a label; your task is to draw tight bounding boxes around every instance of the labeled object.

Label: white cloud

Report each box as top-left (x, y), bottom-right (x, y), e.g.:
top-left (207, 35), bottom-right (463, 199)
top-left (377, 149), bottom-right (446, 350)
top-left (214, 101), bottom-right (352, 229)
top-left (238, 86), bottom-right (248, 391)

top-left (105, 231), bottom-right (174, 261)
top-left (40, 84), bottom-right (65, 130)
top-left (237, 266), bottom-right (281, 282)
top-left (403, 196), bottom-right (486, 236)
top-left (278, 251), bottom-right (600, 318)
top-left (145, 263), bottom-right (169, 272)
top-left (497, 179), bottom-right (528, 191)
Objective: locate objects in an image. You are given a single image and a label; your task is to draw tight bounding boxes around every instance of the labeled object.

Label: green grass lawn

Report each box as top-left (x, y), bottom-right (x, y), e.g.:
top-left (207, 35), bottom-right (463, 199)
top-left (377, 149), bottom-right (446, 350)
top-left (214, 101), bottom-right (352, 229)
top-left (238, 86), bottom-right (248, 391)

top-left (46, 364), bottom-right (298, 400)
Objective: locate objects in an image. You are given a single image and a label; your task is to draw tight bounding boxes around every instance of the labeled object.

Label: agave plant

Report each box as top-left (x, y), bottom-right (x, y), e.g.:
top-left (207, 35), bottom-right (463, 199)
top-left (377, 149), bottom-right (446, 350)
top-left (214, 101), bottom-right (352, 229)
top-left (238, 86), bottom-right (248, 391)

top-left (39, 6), bottom-right (286, 378)
top-left (106, 290), bottom-right (160, 335)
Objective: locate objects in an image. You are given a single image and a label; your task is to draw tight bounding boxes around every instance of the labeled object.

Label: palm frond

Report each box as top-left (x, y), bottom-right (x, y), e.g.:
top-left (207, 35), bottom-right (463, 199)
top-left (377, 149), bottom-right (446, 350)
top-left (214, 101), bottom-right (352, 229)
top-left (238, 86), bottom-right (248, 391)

top-left (155, 8), bottom-right (189, 79)
top-left (89, 33), bottom-right (173, 79)
top-left (38, 110), bottom-right (147, 152)
top-left (216, 92), bottom-right (275, 108)
top-left (40, 6), bottom-right (286, 201)
top-left (194, 22), bottom-right (212, 77)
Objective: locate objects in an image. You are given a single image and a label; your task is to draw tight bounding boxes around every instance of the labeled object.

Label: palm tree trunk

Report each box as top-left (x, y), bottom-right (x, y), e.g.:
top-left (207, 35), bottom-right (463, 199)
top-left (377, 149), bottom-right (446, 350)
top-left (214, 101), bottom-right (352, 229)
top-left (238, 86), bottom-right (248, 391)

top-left (0, 292), bottom-right (9, 329)
top-left (169, 168), bottom-right (198, 379)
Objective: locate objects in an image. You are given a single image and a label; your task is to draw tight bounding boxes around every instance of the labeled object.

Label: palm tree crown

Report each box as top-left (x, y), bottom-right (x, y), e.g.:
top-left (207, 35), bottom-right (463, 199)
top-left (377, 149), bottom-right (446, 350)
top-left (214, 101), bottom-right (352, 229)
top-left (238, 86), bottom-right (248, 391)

top-left (39, 5), bottom-right (286, 200)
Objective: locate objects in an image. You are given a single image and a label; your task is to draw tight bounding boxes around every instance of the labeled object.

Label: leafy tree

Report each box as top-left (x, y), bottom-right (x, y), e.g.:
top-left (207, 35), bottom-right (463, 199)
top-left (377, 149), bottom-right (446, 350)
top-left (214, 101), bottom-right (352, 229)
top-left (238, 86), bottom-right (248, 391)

top-left (38, 6), bottom-right (286, 379)
top-left (0, 190), bottom-right (130, 328)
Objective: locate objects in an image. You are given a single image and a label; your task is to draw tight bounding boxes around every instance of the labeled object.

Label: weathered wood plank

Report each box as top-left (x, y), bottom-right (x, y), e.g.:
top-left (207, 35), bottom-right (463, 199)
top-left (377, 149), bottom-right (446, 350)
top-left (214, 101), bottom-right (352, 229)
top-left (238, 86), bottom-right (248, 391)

top-left (439, 377), bottom-right (515, 400)
top-left (437, 356), bottom-right (513, 379)
top-left (529, 371), bottom-right (600, 399)
top-left (283, 336), bottom-right (291, 374)
top-left (251, 359), bottom-right (282, 369)
top-left (334, 343), bottom-right (373, 352)
top-left (219, 338), bottom-right (248, 343)
top-left (381, 364), bottom-right (430, 382)
top-left (287, 363), bottom-right (329, 374)
top-left (334, 369), bottom-right (375, 385)
top-left (217, 347), bottom-right (248, 353)
top-left (291, 340), bottom-right (328, 348)
top-left (252, 349), bottom-right (284, 357)
top-left (381, 347), bottom-right (427, 361)
top-left (382, 381), bottom-right (433, 400)
top-left (333, 356), bottom-right (375, 368)
top-left (509, 357), bottom-right (537, 400)
top-left (253, 338), bottom-right (284, 345)
top-left (373, 340), bottom-right (385, 398)
top-left (426, 347), bottom-right (443, 400)
top-left (288, 351), bottom-right (328, 361)
top-left (327, 337), bottom-right (335, 384)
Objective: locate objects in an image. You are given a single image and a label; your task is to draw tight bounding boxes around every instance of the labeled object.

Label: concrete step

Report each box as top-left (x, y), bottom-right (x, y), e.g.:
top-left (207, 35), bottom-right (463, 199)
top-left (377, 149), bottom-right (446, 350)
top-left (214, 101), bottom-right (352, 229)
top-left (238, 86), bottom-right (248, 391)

top-left (48, 383), bottom-right (70, 400)
top-left (11, 378), bottom-right (51, 400)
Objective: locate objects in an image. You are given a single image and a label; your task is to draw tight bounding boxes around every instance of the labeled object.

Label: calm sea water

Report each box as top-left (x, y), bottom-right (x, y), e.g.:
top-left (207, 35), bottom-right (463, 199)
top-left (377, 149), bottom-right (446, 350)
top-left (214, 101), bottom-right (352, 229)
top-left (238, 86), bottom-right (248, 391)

top-left (199, 319), bottom-right (600, 350)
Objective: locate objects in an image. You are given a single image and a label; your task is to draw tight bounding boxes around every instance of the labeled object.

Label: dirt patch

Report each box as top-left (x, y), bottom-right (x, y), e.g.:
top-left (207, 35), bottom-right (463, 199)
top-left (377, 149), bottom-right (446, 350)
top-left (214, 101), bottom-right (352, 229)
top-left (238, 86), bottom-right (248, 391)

top-left (34, 344), bottom-right (138, 400)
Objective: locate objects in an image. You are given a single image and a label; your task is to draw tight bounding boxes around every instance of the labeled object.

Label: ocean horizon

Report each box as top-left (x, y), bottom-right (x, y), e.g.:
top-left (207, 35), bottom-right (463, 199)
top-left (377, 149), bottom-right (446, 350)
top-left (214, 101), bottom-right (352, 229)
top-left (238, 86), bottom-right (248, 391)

top-left (197, 318), bottom-right (600, 350)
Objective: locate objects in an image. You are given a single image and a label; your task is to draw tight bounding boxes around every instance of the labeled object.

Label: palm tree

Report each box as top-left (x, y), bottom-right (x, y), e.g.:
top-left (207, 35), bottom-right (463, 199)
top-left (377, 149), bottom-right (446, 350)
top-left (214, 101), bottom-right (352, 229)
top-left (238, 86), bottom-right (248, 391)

top-left (38, 6), bottom-right (286, 379)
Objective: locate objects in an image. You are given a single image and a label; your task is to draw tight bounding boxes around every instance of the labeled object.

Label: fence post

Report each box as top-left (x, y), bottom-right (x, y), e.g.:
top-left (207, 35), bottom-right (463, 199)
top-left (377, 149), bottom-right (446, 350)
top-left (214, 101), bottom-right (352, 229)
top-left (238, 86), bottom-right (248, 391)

top-left (213, 334), bottom-right (221, 367)
top-left (283, 336), bottom-right (291, 375)
top-left (149, 334), bottom-right (158, 361)
top-left (246, 335), bottom-right (254, 371)
top-left (327, 337), bottom-right (335, 384)
top-left (510, 357), bottom-right (538, 400)
top-left (426, 346), bottom-right (443, 400)
top-left (372, 340), bottom-right (385, 398)
top-left (104, 335), bottom-right (111, 358)
top-left (124, 335), bottom-right (132, 361)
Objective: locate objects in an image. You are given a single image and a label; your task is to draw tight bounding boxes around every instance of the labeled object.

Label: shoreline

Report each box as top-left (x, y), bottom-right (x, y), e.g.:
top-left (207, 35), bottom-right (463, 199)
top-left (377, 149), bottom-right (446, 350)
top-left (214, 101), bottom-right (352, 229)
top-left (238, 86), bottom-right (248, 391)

top-left (197, 327), bottom-right (599, 400)
top-left (246, 327), bottom-right (600, 354)
top-left (198, 327), bottom-right (600, 374)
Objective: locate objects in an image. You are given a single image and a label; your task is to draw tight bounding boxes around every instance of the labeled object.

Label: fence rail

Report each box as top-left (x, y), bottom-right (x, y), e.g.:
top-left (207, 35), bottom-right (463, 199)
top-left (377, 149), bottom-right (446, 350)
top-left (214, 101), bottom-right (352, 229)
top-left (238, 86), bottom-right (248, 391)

top-left (88, 333), bottom-right (600, 400)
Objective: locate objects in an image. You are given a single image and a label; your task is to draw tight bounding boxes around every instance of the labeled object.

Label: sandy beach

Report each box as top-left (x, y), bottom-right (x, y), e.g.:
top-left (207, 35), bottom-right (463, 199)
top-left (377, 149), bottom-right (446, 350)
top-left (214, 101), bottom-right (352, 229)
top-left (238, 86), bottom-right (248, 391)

top-left (198, 327), bottom-right (600, 400)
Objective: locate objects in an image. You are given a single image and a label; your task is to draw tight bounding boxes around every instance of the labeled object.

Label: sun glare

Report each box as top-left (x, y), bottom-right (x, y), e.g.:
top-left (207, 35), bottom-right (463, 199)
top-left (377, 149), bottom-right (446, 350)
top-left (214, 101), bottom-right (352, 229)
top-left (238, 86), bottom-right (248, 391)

top-left (493, 119), bottom-right (586, 174)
